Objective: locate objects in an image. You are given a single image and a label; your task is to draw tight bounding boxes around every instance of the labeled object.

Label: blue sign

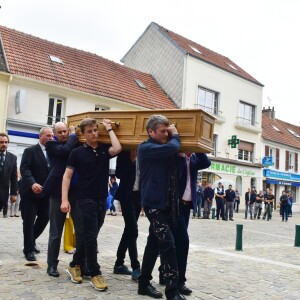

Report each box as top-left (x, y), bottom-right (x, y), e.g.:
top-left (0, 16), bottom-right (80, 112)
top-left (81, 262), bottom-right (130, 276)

top-left (264, 169), bottom-right (300, 182)
top-left (266, 179), bottom-right (300, 187)
top-left (262, 156), bottom-right (273, 166)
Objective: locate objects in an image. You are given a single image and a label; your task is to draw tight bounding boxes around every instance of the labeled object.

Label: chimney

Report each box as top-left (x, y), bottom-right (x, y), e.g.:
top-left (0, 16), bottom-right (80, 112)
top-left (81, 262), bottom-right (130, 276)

top-left (271, 106), bottom-right (275, 119)
top-left (262, 106), bottom-right (275, 119)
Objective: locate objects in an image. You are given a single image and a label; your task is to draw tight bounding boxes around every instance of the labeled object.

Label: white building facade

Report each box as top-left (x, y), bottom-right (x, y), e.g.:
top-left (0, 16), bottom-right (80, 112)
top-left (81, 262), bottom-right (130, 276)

top-left (122, 22), bottom-right (264, 202)
top-left (262, 107), bottom-right (300, 212)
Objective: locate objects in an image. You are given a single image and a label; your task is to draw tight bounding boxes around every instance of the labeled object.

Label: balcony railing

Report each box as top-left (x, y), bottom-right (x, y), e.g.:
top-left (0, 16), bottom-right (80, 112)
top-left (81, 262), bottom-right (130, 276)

top-left (194, 104), bottom-right (223, 117)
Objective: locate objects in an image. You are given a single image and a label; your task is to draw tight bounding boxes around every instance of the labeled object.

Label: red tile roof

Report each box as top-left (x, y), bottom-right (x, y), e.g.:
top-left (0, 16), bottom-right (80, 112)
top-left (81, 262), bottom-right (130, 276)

top-left (156, 23), bottom-right (263, 87)
top-left (0, 25), bottom-right (177, 109)
top-left (262, 113), bottom-right (300, 149)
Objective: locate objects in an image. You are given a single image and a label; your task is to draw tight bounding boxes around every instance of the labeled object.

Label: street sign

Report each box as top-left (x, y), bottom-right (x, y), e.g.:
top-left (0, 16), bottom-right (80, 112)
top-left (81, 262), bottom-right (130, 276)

top-left (262, 156), bottom-right (273, 166)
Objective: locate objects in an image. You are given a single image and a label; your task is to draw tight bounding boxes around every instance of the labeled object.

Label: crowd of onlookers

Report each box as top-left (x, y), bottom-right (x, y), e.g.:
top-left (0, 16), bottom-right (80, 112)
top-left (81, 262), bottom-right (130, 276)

top-left (192, 183), bottom-right (294, 222)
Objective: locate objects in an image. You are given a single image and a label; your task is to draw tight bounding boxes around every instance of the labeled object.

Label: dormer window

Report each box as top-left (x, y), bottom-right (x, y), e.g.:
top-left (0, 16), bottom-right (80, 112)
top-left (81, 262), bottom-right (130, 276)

top-left (49, 55), bottom-right (63, 64)
top-left (134, 79), bottom-right (146, 89)
top-left (226, 62), bottom-right (238, 71)
top-left (189, 45), bottom-right (202, 55)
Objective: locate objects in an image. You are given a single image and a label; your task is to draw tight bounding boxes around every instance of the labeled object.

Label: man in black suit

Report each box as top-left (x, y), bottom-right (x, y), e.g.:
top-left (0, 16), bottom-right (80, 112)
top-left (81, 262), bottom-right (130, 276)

top-left (0, 133), bottom-right (17, 218)
top-left (19, 127), bottom-right (54, 261)
top-left (44, 122), bottom-right (78, 277)
top-left (113, 150), bottom-right (142, 280)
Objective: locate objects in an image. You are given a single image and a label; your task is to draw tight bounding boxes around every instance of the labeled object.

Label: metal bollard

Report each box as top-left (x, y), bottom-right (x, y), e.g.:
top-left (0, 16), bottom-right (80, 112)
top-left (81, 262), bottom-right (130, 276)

top-left (235, 224), bottom-right (243, 251)
top-left (295, 225), bottom-right (300, 247)
top-left (211, 207), bottom-right (215, 219)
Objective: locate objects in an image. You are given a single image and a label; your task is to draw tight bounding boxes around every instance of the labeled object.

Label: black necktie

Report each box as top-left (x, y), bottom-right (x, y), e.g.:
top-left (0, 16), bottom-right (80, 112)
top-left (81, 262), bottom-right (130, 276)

top-left (0, 152), bottom-right (4, 172)
top-left (45, 151), bottom-right (51, 169)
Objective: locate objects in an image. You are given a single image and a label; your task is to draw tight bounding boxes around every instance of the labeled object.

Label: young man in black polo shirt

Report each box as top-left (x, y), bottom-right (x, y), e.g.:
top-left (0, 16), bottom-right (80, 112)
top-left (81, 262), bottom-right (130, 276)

top-left (61, 118), bottom-right (122, 291)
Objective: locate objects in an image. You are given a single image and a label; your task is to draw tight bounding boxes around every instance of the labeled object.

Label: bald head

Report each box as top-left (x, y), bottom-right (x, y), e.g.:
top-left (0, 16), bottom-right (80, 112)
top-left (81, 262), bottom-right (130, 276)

top-left (53, 122), bottom-right (69, 143)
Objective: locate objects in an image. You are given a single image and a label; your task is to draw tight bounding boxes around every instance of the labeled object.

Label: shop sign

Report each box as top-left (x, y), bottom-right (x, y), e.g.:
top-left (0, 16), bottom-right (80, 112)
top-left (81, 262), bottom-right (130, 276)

top-left (266, 179), bottom-right (300, 187)
top-left (209, 162), bottom-right (256, 176)
top-left (264, 169), bottom-right (300, 182)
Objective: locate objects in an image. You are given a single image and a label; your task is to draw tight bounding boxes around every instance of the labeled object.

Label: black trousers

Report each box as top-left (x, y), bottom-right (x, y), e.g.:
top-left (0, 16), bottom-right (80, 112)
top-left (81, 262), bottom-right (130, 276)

top-left (20, 196), bottom-right (49, 254)
top-left (77, 198), bottom-right (106, 277)
top-left (175, 202), bottom-right (191, 286)
top-left (115, 191), bottom-right (141, 270)
top-left (139, 208), bottom-right (179, 299)
top-left (47, 189), bottom-right (82, 268)
top-left (2, 198), bottom-right (8, 216)
top-left (216, 198), bottom-right (225, 219)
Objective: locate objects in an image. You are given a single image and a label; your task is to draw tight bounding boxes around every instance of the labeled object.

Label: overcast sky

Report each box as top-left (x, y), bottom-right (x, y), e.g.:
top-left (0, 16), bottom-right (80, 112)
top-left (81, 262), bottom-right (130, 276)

top-left (1, 0), bottom-right (299, 125)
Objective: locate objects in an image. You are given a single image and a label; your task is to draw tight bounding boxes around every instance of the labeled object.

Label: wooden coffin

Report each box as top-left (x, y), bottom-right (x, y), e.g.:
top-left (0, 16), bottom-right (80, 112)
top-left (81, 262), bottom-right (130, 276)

top-left (67, 109), bottom-right (215, 153)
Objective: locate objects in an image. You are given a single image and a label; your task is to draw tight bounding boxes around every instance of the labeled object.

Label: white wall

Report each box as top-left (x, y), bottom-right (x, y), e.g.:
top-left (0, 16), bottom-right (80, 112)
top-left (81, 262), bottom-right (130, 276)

top-left (184, 55), bottom-right (263, 162)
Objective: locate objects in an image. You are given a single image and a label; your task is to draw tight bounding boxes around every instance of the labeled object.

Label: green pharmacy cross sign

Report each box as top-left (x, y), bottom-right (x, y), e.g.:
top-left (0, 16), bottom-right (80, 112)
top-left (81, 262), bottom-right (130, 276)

top-left (228, 135), bottom-right (240, 148)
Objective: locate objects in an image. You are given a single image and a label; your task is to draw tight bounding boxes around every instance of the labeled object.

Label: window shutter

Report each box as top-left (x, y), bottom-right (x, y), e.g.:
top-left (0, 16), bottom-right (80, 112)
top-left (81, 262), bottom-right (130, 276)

top-left (276, 148), bottom-right (279, 169)
top-left (295, 153), bottom-right (298, 173)
top-left (285, 151), bottom-right (289, 171)
top-left (238, 141), bottom-right (254, 152)
top-left (265, 145), bottom-right (269, 156)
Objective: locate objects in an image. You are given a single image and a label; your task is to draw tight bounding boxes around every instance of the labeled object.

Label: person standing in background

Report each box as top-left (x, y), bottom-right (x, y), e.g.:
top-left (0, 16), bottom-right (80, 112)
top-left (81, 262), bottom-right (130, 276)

top-left (244, 188), bottom-right (251, 219)
top-left (234, 188), bottom-right (240, 213)
top-left (280, 191), bottom-right (289, 222)
top-left (193, 181), bottom-right (203, 219)
top-left (288, 191), bottom-right (293, 217)
top-left (224, 184), bottom-right (235, 221)
top-left (215, 182), bottom-right (225, 221)
top-left (249, 186), bottom-right (257, 220)
top-left (108, 175), bottom-right (118, 216)
top-left (0, 133), bottom-right (17, 218)
top-left (203, 182), bottom-right (214, 219)
top-left (19, 127), bottom-right (54, 261)
top-left (10, 169), bottom-right (22, 217)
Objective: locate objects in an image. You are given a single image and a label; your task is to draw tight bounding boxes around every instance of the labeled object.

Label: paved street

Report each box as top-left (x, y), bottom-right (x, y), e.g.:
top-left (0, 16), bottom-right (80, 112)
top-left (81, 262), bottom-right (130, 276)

top-left (0, 209), bottom-right (300, 300)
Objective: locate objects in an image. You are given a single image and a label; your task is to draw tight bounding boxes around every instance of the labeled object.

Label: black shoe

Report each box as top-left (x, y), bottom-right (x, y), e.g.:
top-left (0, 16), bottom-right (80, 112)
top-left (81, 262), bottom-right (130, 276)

top-left (47, 266), bottom-right (60, 277)
top-left (138, 284), bottom-right (163, 298)
top-left (25, 252), bottom-right (36, 261)
top-left (33, 244), bottom-right (40, 254)
top-left (168, 293), bottom-right (187, 300)
top-left (179, 284), bottom-right (192, 295)
top-left (230, 218), bottom-right (234, 221)
top-left (113, 264), bottom-right (132, 275)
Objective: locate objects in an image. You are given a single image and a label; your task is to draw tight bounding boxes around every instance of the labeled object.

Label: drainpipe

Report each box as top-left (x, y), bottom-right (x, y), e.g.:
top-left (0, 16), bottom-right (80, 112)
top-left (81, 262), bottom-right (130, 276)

top-left (3, 75), bottom-right (12, 132)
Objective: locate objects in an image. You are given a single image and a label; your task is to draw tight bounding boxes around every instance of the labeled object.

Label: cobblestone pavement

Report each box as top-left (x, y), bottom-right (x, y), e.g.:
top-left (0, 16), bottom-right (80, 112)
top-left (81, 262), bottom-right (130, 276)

top-left (0, 209), bottom-right (300, 300)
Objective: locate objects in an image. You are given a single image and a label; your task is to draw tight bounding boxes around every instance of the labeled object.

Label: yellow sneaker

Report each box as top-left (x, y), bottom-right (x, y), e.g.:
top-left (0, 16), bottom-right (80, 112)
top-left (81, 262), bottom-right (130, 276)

top-left (65, 265), bottom-right (82, 284)
top-left (90, 275), bottom-right (108, 291)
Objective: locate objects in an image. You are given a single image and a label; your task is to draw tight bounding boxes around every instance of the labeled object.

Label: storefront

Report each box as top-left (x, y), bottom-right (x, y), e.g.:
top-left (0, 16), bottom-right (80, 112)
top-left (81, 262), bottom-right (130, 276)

top-left (263, 169), bottom-right (300, 212)
top-left (199, 158), bottom-right (263, 209)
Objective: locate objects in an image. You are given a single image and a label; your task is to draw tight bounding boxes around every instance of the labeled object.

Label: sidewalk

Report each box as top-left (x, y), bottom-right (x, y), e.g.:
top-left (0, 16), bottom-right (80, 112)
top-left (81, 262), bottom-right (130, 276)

top-left (0, 210), bottom-right (299, 299)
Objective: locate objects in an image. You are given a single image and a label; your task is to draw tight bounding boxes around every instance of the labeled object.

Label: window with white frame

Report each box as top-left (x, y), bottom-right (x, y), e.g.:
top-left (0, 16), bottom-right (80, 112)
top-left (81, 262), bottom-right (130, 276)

top-left (289, 152), bottom-right (295, 170)
top-left (208, 134), bottom-right (218, 157)
top-left (238, 141), bottom-right (254, 162)
top-left (47, 97), bottom-right (65, 125)
top-left (238, 149), bottom-right (253, 162)
top-left (238, 101), bottom-right (255, 125)
top-left (197, 86), bottom-right (219, 115)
